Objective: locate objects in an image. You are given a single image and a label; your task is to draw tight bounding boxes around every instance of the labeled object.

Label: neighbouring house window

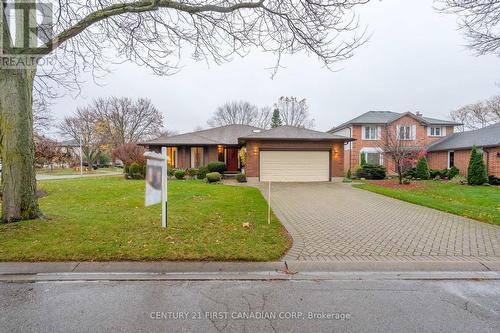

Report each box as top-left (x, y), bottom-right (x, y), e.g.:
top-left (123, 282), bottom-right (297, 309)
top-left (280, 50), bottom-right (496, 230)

top-left (191, 147), bottom-right (204, 168)
top-left (166, 147), bottom-right (177, 168)
top-left (363, 126), bottom-right (378, 140)
top-left (448, 151), bottom-right (454, 168)
top-left (429, 127), bottom-right (443, 136)
top-left (397, 125), bottom-right (414, 140)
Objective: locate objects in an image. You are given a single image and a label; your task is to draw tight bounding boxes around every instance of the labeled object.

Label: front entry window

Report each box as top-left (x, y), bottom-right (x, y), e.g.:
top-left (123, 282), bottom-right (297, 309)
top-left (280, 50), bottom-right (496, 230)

top-left (191, 147), bottom-right (204, 168)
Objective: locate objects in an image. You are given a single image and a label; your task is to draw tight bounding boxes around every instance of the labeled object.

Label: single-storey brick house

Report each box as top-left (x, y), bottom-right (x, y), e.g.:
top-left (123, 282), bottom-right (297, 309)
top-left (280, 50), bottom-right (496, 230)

top-left (141, 124), bottom-right (353, 182)
top-left (427, 122), bottom-right (500, 177)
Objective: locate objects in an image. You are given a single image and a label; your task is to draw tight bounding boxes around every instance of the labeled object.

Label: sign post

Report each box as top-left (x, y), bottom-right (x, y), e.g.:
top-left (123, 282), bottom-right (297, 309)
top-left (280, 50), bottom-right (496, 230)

top-left (161, 147), bottom-right (168, 228)
top-left (144, 149), bottom-right (168, 228)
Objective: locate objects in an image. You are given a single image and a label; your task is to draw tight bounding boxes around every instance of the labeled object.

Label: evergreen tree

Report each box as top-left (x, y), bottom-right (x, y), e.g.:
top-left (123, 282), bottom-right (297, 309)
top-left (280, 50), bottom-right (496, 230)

top-left (360, 153), bottom-right (367, 166)
top-left (467, 146), bottom-right (489, 185)
top-left (271, 108), bottom-right (282, 128)
top-left (415, 157), bottom-right (430, 180)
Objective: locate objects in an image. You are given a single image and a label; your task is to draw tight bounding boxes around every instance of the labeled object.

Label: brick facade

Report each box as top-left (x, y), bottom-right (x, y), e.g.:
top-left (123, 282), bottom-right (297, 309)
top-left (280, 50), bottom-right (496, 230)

top-left (339, 115), bottom-right (455, 174)
top-left (428, 147), bottom-right (500, 177)
top-left (245, 140), bottom-right (345, 179)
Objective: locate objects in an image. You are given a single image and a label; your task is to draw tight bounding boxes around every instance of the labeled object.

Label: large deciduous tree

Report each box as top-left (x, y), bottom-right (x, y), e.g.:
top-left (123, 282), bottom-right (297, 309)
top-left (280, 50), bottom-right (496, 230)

top-left (0, 0), bottom-right (369, 222)
top-left (437, 0), bottom-right (500, 56)
top-left (92, 97), bottom-right (163, 147)
top-left (207, 101), bottom-right (271, 128)
top-left (450, 95), bottom-right (500, 131)
top-left (274, 96), bottom-right (315, 128)
top-left (59, 108), bottom-right (103, 167)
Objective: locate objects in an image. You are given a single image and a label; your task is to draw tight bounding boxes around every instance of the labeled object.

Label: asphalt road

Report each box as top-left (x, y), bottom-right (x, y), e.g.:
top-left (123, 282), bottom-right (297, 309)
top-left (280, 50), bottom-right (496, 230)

top-left (1, 278), bottom-right (499, 332)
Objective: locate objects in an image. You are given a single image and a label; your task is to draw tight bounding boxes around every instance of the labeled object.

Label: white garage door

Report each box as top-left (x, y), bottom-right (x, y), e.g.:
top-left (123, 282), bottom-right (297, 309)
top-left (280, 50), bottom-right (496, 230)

top-left (260, 150), bottom-right (330, 182)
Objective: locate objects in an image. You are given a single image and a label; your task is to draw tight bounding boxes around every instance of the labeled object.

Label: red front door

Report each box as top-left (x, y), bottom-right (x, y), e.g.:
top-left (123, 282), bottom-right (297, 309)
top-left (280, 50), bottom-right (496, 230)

top-left (226, 148), bottom-right (239, 171)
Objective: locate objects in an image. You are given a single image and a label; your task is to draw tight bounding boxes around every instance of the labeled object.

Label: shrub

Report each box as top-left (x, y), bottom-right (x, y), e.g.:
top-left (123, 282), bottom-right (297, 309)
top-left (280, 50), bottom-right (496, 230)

top-left (174, 169), bottom-right (186, 180)
top-left (346, 169), bottom-right (352, 179)
top-left (206, 172), bottom-right (221, 183)
top-left (355, 164), bottom-right (386, 180)
top-left (167, 167), bottom-right (174, 177)
top-left (415, 157), bottom-right (430, 180)
top-left (448, 166), bottom-right (460, 179)
top-left (360, 153), bottom-right (367, 166)
top-left (236, 173), bottom-right (247, 183)
top-left (342, 177), bottom-right (352, 183)
top-left (186, 168), bottom-right (199, 178)
top-left (403, 167), bottom-right (417, 179)
top-left (467, 146), bottom-right (488, 185)
top-left (128, 163), bottom-right (144, 179)
top-left (207, 161), bottom-right (227, 173)
top-left (197, 166), bottom-right (209, 179)
top-left (402, 178), bottom-right (411, 185)
top-left (488, 175), bottom-right (500, 186)
top-left (430, 168), bottom-right (448, 179)
top-left (111, 144), bottom-right (146, 168)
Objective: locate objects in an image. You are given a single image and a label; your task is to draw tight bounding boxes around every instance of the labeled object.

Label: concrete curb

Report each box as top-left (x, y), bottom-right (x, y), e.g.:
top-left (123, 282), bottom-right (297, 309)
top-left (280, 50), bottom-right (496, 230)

top-left (1, 260), bottom-right (499, 275)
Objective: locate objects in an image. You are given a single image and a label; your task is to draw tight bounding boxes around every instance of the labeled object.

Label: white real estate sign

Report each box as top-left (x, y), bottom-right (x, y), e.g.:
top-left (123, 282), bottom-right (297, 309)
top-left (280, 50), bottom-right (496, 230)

top-left (144, 148), bottom-right (168, 228)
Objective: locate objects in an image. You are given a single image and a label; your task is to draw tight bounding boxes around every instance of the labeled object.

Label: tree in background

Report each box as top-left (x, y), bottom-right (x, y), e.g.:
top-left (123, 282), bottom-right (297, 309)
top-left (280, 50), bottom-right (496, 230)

top-left (438, 1), bottom-right (500, 56)
top-left (0, 0), bottom-right (369, 222)
top-left (207, 101), bottom-right (271, 128)
top-left (415, 157), bottom-right (430, 180)
top-left (450, 95), bottom-right (500, 131)
top-left (467, 146), bottom-right (488, 185)
top-left (274, 97), bottom-right (315, 128)
top-left (92, 97), bottom-right (163, 147)
top-left (59, 109), bottom-right (103, 167)
top-left (271, 108), bottom-right (283, 128)
top-left (34, 137), bottom-right (62, 171)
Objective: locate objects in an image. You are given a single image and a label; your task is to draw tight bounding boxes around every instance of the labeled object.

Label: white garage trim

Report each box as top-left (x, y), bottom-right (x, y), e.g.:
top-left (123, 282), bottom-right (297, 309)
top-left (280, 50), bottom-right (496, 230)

top-left (260, 150), bottom-right (330, 182)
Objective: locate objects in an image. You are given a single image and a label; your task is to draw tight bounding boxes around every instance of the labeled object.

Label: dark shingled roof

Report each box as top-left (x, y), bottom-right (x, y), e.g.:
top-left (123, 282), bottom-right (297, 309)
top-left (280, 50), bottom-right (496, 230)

top-left (427, 122), bottom-right (500, 151)
top-left (142, 124), bottom-right (262, 146)
top-left (329, 111), bottom-right (461, 132)
top-left (239, 125), bottom-right (353, 142)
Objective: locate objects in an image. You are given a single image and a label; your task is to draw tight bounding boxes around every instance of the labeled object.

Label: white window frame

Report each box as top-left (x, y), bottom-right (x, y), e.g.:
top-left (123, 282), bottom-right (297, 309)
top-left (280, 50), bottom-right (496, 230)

top-left (362, 125), bottom-right (379, 140)
top-left (360, 147), bottom-right (384, 165)
top-left (428, 126), bottom-right (445, 137)
top-left (396, 124), bottom-right (416, 140)
top-left (447, 150), bottom-right (454, 169)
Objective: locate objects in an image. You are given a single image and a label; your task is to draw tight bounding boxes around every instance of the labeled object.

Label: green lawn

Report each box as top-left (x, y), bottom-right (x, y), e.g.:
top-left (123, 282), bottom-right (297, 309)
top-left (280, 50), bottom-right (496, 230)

top-left (354, 181), bottom-right (500, 225)
top-left (36, 167), bottom-right (120, 176)
top-left (0, 177), bottom-right (290, 261)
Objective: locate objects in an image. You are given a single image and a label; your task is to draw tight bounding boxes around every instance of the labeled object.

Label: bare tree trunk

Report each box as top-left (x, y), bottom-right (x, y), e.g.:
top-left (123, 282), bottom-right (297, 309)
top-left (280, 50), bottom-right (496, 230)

top-left (0, 67), bottom-right (41, 222)
top-left (397, 165), bottom-right (403, 184)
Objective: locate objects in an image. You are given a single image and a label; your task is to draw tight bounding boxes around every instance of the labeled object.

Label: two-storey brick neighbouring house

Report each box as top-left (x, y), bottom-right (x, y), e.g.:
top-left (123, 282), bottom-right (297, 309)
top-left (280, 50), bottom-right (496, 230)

top-left (328, 111), bottom-right (461, 174)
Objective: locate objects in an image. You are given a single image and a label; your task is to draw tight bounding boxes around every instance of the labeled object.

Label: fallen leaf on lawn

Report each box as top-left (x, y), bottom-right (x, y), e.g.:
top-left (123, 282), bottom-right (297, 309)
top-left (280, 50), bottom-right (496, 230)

top-left (242, 222), bottom-right (251, 229)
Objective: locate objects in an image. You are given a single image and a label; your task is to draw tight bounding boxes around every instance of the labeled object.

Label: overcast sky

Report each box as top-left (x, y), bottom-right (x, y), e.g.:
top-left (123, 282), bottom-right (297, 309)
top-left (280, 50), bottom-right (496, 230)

top-left (51, 0), bottom-right (500, 134)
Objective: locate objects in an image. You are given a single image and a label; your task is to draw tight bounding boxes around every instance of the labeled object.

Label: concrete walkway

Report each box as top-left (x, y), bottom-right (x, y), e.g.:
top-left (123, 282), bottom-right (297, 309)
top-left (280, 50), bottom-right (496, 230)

top-left (256, 182), bottom-right (500, 263)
